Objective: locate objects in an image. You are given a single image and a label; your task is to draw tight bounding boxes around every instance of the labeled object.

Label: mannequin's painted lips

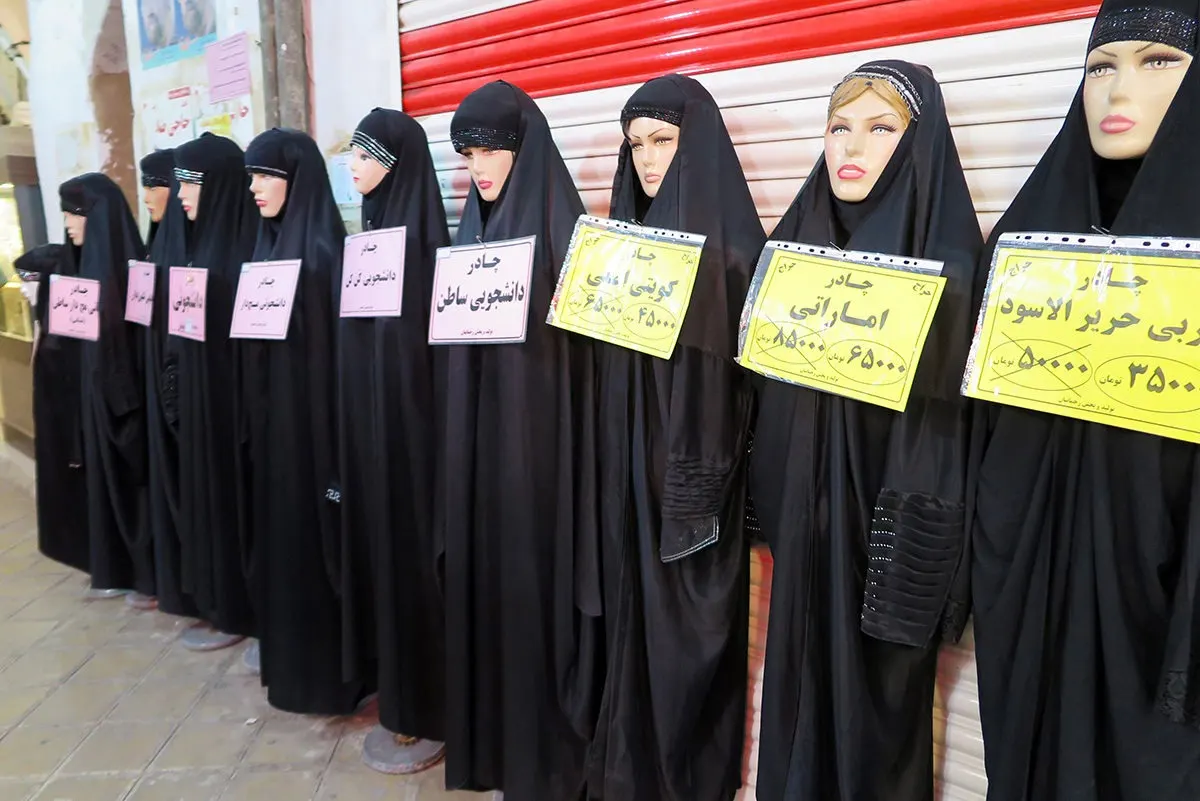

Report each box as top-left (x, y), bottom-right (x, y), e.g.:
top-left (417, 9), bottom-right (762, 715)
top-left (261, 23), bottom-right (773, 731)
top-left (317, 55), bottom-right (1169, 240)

top-left (644, 173), bottom-right (661, 183)
top-left (255, 199), bottom-right (267, 207)
top-left (477, 180), bottom-right (493, 191)
top-left (1100, 115), bottom-right (1135, 134)
top-left (837, 164), bottom-right (866, 180)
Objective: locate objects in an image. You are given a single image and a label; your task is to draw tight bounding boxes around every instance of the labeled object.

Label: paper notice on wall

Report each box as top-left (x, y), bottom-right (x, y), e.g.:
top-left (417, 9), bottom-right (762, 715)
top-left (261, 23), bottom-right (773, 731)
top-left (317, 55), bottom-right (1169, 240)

top-left (143, 86), bottom-right (197, 150)
top-left (206, 33), bottom-right (252, 103)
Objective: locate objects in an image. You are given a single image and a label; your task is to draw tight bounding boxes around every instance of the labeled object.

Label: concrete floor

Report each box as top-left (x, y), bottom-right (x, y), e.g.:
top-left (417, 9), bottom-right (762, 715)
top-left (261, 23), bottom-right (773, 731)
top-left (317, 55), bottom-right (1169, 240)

top-left (0, 455), bottom-right (495, 801)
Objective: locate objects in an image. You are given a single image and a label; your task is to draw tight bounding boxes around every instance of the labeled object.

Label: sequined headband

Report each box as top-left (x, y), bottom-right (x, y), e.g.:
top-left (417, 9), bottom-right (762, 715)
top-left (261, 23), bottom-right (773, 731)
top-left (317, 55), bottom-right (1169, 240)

top-left (832, 66), bottom-right (923, 119)
top-left (1089, 7), bottom-right (1198, 55)
top-left (244, 165), bottom-right (289, 179)
top-left (350, 130), bottom-right (396, 170)
top-left (174, 167), bottom-right (204, 185)
top-left (450, 127), bottom-right (519, 154)
top-left (620, 105), bottom-right (685, 129)
top-left (141, 174), bottom-right (170, 188)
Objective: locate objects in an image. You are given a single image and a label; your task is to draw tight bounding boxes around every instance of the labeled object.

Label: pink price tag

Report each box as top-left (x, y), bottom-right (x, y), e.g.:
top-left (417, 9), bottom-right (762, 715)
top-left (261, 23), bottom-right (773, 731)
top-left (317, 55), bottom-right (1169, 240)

top-left (168, 266), bottom-right (208, 342)
top-left (125, 260), bottom-right (156, 326)
top-left (428, 236), bottom-right (537, 344)
top-left (48, 275), bottom-right (101, 341)
top-left (340, 226), bottom-right (407, 318)
top-left (229, 260), bottom-right (303, 340)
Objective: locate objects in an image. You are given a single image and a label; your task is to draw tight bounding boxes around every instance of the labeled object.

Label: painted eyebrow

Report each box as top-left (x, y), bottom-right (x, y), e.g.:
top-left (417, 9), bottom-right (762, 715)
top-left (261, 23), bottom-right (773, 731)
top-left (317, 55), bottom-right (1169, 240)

top-left (829, 112), bottom-right (900, 122)
top-left (628, 126), bottom-right (671, 140)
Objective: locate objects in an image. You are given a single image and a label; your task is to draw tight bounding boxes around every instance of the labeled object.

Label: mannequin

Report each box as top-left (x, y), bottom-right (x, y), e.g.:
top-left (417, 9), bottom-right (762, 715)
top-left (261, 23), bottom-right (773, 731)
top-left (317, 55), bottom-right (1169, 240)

top-left (751, 61), bottom-right (981, 801)
top-left (590, 74), bottom-right (759, 801)
top-left (136, 148), bottom-right (192, 616)
top-left (971, 2), bottom-right (1200, 799)
top-left (438, 81), bottom-right (597, 801)
top-left (339, 109), bottom-right (448, 774)
top-left (238, 128), bottom-right (363, 715)
top-left (18, 244), bottom-right (90, 575)
top-left (171, 133), bottom-right (259, 653)
top-left (59, 173), bottom-right (154, 601)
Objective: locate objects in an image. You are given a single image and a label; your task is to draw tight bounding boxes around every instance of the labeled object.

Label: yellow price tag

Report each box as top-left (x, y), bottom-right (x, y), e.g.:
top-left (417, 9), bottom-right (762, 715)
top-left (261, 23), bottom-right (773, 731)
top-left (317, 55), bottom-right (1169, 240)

top-left (547, 215), bottom-right (705, 359)
top-left (737, 243), bottom-right (947, 412)
top-left (964, 234), bottom-right (1200, 444)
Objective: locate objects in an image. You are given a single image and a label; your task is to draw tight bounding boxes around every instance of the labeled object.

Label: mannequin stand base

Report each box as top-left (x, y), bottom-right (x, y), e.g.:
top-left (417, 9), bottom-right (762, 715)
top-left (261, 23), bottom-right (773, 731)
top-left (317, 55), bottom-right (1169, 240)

top-left (125, 593), bottom-right (158, 611)
top-left (242, 640), bottom-right (260, 674)
top-left (85, 588), bottom-right (131, 601)
top-left (362, 726), bottom-right (445, 775)
top-left (181, 623), bottom-right (245, 652)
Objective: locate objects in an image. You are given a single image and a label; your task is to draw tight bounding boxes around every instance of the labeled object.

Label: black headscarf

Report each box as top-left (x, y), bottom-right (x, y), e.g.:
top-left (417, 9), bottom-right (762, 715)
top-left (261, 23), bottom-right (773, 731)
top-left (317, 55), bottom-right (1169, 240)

top-left (140, 149), bottom-right (176, 250)
top-left (176, 133), bottom-right (258, 273)
top-left (610, 73), bottom-right (762, 358)
top-left (971, 3), bottom-right (1200, 799)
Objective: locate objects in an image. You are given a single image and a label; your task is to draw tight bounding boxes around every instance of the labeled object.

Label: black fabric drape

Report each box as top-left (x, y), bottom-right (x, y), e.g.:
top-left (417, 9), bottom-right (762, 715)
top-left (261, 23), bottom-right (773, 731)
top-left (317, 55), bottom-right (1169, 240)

top-left (20, 244), bottom-right (90, 573)
top-left (750, 60), bottom-right (982, 801)
top-left (970, 3), bottom-right (1200, 798)
top-left (140, 149), bottom-right (197, 615)
top-left (438, 81), bottom-right (599, 801)
top-left (59, 173), bottom-right (152, 593)
top-left (588, 73), bottom-right (759, 801)
top-left (172, 133), bottom-right (258, 637)
top-left (237, 128), bottom-right (361, 714)
top-left (337, 108), bottom-right (448, 740)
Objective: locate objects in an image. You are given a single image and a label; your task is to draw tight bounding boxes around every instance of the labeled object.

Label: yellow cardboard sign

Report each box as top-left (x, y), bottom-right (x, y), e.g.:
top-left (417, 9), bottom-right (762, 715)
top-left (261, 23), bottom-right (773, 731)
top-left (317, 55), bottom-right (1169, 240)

top-left (547, 215), bottom-right (705, 359)
top-left (964, 236), bottom-right (1200, 444)
top-left (737, 243), bottom-right (947, 411)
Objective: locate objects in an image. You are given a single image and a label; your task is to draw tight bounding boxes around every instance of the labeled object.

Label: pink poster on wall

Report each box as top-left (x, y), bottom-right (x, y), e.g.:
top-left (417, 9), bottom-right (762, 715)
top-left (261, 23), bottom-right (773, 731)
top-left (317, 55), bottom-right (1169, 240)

top-left (229, 260), bottom-right (303, 340)
top-left (427, 236), bottom-right (536, 345)
top-left (340, 226), bottom-right (407, 318)
top-left (125, 260), bottom-right (156, 326)
top-left (168, 266), bottom-right (208, 341)
top-left (47, 275), bottom-right (101, 341)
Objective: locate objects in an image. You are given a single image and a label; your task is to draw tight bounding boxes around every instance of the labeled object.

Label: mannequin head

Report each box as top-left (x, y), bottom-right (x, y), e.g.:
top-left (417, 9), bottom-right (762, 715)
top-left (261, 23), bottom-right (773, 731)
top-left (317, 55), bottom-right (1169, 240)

top-left (143, 185), bottom-right (170, 222)
top-left (625, 117), bottom-right (680, 198)
top-left (825, 76), bottom-right (913, 202)
top-left (64, 212), bottom-right (86, 246)
top-left (460, 147), bottom-right (514, 202)
top-left (1084, 39), bottom-right (1193, 159)
top-left (349, 144), bottom-right (391, 196)
top-left (177, 181), bottom-right (201, 221)
top-left (249, 173), bottom-right (288, 218)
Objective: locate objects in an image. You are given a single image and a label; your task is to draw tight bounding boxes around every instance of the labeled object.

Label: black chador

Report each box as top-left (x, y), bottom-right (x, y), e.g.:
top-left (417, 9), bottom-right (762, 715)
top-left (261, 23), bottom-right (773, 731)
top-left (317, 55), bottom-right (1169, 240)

top-left (588, 74), bottom-right (760, 801)
top-left (238, 128), bottom-right (362, 715)
top-left (59, 174), bottom-right (153, 594)
top-left (337, 109), bottom-right (448, 744)
top-left (750, 60), bottom-right (981, 801)
top-left (439, 81), bottom-right (599, 800)
top-left (172, 133), bottom-right (259, 640)
top-left (138, 148), bottom-right (196, 616)
top-left (971, 3), bottom-right (1200, 798)
top-left (19, 244), bottom-right (89, 574)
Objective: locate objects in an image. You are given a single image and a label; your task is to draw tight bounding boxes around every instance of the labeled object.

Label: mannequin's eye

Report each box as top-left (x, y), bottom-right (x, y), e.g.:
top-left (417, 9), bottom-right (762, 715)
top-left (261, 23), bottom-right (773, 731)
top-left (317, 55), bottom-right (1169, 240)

top-left (871, 124), bottom-right (897, 134)
top-left (1086, 62), bottom-right (1115, 78)
top-left (828, 124), bottom-right (849, 135)
top-left (1144, 53), bottom-right (1185, 69)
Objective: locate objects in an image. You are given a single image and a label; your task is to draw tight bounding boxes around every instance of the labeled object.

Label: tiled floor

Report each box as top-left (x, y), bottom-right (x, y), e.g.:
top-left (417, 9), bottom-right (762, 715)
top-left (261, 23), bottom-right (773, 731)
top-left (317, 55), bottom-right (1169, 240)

top-left (0, 459), bottom-right (494, 801)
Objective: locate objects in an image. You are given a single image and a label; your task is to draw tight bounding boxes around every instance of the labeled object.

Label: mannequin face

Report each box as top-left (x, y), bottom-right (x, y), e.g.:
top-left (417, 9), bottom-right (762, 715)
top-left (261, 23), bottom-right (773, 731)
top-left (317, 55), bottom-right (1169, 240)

top-left (1084, 40), bottom-right (1193, 160)
top-left (460, 147), bottom-right (514, 202)
top-left (143, 185), bottom-right (170, 223)
top-left (824, 90), bottom-right (909, 202)
top-left (64, 212), bottom-right (86, 246)
top-left (625, 117), bottom-right (680, 198)
top-left (178, 182), bottom-right (201, 221)
top-left (349, 145), bottom-right (390, 196)
top-left (249, 173), bottom-right (288, 218)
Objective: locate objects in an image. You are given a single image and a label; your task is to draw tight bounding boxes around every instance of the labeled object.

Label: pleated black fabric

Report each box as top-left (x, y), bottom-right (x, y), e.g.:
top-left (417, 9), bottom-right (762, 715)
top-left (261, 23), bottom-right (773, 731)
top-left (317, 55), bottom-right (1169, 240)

top-left (238, 128), bottom-right (361, 714)
top-left (139, 149), bottom-right (196, 615)
top-left (750, 61), bottom-right (981, 801)
top-left (438, 81), bottom-right (599, 800)
top-left (59, 173), bottom-right (153, 593)
top-left (337, 108), bottom-right (447, 740)
top-left (172, 133), bottom-right (258, 637)
top-left (20, 244), bottom-right (89, 573)
top-left (970, 4), bottom-right (1200, 798)
top-left (588, 74), bottom-right (759, 801)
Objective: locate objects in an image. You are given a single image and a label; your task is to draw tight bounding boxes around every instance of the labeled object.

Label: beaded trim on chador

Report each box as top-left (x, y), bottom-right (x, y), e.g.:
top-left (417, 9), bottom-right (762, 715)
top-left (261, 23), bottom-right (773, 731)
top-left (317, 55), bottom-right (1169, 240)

top-left (450, 127), bottom-right (519, 154)
top-left (351, 130), bottom-right (397, 170)
top-left (832, 65), bottom-right (923, 119)
top-left (1089, 7), bottom-right (1199, 55)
